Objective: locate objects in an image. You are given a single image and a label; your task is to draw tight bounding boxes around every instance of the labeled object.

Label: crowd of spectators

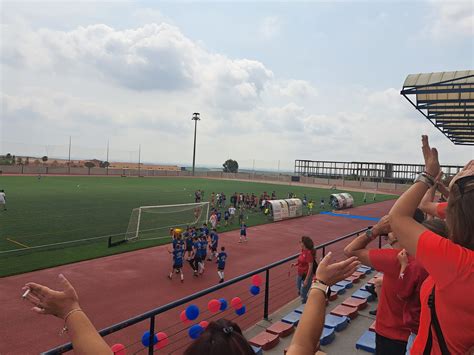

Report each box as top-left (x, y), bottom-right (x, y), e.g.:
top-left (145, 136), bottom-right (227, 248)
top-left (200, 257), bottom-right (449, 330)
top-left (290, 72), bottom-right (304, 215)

top-left (22, 136), bottom-right (473, 354)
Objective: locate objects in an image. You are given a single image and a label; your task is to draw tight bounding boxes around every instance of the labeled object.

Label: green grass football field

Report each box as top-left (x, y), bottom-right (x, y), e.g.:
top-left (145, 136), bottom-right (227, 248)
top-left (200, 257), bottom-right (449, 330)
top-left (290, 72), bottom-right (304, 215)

top-left (0, 176), bottom-right (396, 277)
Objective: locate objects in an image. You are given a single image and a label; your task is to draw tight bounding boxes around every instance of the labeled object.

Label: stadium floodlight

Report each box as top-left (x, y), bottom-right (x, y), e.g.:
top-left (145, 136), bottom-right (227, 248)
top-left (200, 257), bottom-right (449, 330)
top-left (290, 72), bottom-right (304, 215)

top-left (125, 201), bottom-right (210, 242)
top-left (192, 113), bottom-right (200, 176)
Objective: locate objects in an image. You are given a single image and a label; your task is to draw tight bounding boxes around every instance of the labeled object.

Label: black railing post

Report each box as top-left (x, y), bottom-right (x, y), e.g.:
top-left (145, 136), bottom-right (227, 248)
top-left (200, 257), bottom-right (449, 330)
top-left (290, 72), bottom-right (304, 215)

top-left (322, 246), bottom-right (326, 257)
top-left (378, 235), bottom-right (382, 249)
top-left (148, 316), bottom-right (155, 355)
top-left (264, 270), bottom-right (270, 320)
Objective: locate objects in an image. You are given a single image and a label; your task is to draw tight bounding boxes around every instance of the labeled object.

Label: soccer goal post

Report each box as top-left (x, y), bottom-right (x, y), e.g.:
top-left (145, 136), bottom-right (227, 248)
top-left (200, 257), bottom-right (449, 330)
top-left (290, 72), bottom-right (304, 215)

top-left (124, 202), bottom-right (210, 241)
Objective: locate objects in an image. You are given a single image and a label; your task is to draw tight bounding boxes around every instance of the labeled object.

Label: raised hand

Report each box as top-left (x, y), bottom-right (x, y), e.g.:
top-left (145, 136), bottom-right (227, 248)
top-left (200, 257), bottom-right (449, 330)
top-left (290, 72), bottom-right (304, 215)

top-left (421, 135), bottom-right (440, 177)
top-left (316, 252), bottom-right (360, 286)
top-left (23, 274), bottom-right (80, 319)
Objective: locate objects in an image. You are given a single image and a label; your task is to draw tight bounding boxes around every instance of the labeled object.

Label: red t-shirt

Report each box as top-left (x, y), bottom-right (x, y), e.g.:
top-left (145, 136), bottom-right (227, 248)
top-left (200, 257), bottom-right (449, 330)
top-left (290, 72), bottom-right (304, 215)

top-left (297, 249), bottom-right (313, 276)
top-left (369, 249), bottom-right (410, 341)
top-left (435, 202), bottom-right (448, 219)
top-left (411, 230), bottom-right (474, 355)
top-left (395, 258), bottom-right (429, 334)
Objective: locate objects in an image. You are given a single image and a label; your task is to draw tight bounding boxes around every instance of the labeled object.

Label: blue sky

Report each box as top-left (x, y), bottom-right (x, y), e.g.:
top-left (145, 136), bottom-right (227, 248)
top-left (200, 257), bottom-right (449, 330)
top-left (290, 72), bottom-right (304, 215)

top-left (1, 0), bottom-right (473, 169)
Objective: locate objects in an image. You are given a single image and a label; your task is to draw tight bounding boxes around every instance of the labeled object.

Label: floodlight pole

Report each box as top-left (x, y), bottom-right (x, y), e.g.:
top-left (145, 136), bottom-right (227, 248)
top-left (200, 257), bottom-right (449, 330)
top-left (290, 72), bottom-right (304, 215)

top-left (192, 113), bottom-right (200, 176)
top-left (68, 136), bottom-right (71, 175)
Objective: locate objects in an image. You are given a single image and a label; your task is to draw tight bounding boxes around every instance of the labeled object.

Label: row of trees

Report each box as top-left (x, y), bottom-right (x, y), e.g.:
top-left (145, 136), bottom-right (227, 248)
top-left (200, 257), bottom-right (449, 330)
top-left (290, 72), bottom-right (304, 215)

top-left (0, 154), bottom-right (48, 166)
top-left (0, 153), bottom-right (109, 169)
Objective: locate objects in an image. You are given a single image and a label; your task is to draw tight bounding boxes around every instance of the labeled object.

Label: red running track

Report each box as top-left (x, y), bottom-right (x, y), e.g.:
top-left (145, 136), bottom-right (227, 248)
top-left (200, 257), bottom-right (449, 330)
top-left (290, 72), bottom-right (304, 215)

top-left (0, 200), bottom-right (395, 354)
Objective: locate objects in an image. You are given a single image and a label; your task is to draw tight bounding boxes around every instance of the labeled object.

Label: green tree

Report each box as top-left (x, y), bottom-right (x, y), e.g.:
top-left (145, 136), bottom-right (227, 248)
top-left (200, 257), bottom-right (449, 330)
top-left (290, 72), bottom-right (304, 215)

top-left (100, 161), bottom-right (110, 168)
top-left (41, 156), bottom-right (48, 164)
top-left (84, 161), bottom-right (95, 175)
top-left (223, 159), bottom-right (239, 173)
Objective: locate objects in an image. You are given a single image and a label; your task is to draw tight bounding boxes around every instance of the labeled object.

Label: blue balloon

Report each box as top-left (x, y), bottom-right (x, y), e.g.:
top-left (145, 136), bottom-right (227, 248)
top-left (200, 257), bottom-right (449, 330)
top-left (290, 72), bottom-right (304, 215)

top-left (250, 285), bottom-right (260, 295)
top-left (235, 306), bottom-right (246, 316)
top-left (219, 298), bottom-right (228, 311)
top-left (188, 324), bottom-right (204, 339)
top-left (185, 305), bottom-right (200, 321)
top-left (141, 330), bottom-right (158, 347)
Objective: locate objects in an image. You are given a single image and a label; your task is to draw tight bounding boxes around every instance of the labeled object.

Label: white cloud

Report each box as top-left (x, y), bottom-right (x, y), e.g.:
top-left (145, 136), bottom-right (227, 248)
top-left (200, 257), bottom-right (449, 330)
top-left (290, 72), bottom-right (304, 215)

top-left (2, 14), bottom-right (472, 167)
top-left (425, 1), bottom-right (473, 39)
top-left (1, 22), bottom-right (274, 107)
top-left (258, 16), bottom-right (281, 39)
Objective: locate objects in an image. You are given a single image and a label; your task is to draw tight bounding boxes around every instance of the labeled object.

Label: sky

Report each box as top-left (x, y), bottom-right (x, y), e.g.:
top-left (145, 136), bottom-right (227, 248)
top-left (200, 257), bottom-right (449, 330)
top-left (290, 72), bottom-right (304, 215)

top-left (1, 0), bottom-right (473, 170)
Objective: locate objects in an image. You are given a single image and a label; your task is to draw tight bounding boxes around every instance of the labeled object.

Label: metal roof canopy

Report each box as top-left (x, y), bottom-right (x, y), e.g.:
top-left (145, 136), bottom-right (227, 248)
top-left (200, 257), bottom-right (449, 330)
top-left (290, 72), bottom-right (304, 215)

top-left (401, 70), bottom-right (474, 146)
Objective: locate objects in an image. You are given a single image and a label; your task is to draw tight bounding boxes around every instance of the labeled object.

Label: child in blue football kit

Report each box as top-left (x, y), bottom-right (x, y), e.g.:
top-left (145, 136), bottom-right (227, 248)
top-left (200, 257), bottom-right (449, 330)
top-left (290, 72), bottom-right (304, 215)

top-left (168, 244), bottom-right (184, 282)
top-left (239, 223), bottom-right (248, 243)
top-left (217, 246), bottom-right (227, 283)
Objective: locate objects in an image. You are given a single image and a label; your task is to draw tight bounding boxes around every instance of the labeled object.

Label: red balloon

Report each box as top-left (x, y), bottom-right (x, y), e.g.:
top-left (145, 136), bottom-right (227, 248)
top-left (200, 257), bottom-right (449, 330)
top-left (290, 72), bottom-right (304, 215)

top-left (155, 332), bottom-right (169, 350)
top-left (199, 320), bottom-right (209, 329)
top-left (208, 299), bottom-right (221, 313)
top-left (252, 275), bottom-right (263, 287)
top-left (180, 310), bottom-right (190, 324)
top-left (231, 297), bottom-right (242, 310)
top-left (111, 343), bottom-right (126, 355)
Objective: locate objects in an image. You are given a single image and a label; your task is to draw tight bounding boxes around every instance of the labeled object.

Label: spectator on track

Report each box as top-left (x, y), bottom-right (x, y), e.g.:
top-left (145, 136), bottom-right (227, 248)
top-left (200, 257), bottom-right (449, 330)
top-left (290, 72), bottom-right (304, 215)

top-left (291, 236), bottom-right (317, 304)
top-left (389, 136), bottom-right (474, 355)
top-left (184, 319), bottom-right (253, 355)
top-left (22, 274), bottom-right (112, 355)
top-left (287, 252), bottom-right (360, 355)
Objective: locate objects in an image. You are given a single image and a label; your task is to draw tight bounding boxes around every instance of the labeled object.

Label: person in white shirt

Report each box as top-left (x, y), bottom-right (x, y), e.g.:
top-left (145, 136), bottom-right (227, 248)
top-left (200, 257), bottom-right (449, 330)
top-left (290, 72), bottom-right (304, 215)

top-left (0, 190), bottom-right (6, 211)
top-left (228, 206), bottom-right (236, 224)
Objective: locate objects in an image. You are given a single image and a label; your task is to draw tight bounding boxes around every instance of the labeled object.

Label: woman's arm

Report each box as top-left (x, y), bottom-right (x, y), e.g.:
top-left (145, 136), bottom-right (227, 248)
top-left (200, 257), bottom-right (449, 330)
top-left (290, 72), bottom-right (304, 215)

top-left (23, 274), bottom-right (112, 355)
top-left (389, 135), bottom-right (439, 255)
top-left (287, 253), bottom-right (360, 355)
top-left (343, 216), bottom-right (390, 266)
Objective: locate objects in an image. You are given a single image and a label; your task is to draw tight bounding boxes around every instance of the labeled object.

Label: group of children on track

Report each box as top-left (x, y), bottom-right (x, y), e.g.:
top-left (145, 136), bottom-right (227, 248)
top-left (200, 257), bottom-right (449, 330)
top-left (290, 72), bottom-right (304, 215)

top-left (167, 225), bottom-right (228, 284)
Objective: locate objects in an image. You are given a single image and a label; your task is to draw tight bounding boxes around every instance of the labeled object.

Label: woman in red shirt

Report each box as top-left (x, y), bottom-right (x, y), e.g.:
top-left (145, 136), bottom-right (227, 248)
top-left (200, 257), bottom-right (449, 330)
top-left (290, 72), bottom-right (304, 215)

top-left (390, 136), bottom-right (474, 355)
top-left (291, 236), bottom-right (316, 304)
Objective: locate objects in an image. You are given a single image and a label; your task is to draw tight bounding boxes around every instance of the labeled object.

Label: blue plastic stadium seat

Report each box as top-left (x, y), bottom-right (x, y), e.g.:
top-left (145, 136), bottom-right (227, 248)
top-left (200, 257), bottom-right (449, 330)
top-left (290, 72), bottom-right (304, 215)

top-left (281, 311), bottom-right (302, 326)
top-left (294, 304), bottom-right (305, 314)
top-left (359, 264), bottom-right (372, 270)
top-left (324, 314), bottom-right (350, 332)
top-left (356, 330), bottom-right (376, 353)
top-left (252, 345), bottom-right (263, 355)
top-left (357, 266), bottom-right (372, 275)
top-left (320, 327), bottom-right (336, 346)
top-left (335, 280), bottom-right (353, 289)
top-left (330, 284), bottom-right (346, 295)
top-left (352, 289), bottom-right (375, 302)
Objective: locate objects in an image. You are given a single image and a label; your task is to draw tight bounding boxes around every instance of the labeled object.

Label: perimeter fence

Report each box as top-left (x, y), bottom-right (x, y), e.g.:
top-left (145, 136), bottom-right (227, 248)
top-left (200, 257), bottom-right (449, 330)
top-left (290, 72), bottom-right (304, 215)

top-left (43, 227), bottom-right (382, 355)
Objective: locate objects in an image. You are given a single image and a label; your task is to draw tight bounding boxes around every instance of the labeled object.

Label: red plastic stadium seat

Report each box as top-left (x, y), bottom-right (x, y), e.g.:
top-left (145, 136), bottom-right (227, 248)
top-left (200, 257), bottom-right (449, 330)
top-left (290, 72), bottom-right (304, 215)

top-left (345, 275), bottom-right (361, 283)
top-left (369, 320), bottom-right (376, 332)
top-left (249, 331), bottom-right (280, 350)
top-left (330, 304), bottom-right (359, 319)
top-left (352, 271), bottom-right (366, 279)
top-left (266, 321), bottom-right (294, 338)
top-left (342, 297), bottom-right (368, 310)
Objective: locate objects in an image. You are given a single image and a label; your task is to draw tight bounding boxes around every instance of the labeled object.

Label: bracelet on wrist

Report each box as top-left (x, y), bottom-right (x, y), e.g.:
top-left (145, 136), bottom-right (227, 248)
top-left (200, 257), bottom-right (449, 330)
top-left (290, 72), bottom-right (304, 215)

top-left (59, 308), bottom-right (83, 336)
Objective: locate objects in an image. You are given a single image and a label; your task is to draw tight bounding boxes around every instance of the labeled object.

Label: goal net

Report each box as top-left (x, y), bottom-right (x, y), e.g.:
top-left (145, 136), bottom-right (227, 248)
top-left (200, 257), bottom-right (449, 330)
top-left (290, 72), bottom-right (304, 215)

top-left (124, 202), bottom-right (210, 241)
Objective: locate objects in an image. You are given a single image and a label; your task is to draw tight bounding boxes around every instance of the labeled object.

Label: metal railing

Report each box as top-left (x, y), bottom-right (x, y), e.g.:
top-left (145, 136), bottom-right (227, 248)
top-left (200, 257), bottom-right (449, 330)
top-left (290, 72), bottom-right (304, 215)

top-left (44, 227), bottom-right (378, 354)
